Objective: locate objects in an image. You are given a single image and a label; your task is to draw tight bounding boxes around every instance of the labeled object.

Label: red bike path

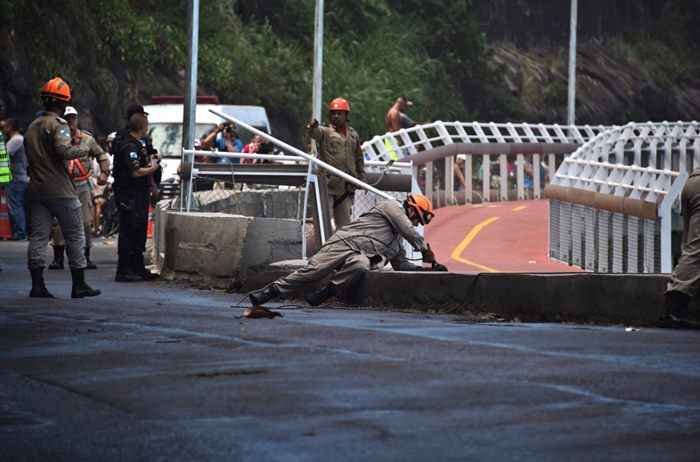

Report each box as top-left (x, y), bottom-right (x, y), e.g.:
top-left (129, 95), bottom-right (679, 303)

top-left (426, 200), bottom-right (581, 273)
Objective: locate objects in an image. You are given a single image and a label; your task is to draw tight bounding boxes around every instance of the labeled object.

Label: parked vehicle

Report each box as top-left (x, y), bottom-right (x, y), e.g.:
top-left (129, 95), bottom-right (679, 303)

top-left (144, 97), bottom-right (272, 183)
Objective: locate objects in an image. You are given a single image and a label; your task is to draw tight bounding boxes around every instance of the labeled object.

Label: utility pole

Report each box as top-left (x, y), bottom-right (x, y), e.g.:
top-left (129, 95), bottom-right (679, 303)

top-left (567, 0), bottom-right (578, 127)
top-left (312, 0), bottom-right (325, 121)
top-left (181, 0), bottom-right (200, 210)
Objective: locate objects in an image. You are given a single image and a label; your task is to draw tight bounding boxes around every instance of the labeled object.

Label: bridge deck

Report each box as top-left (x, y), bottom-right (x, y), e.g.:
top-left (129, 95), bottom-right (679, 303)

top-left (428, 199), bottom-right (581, 273)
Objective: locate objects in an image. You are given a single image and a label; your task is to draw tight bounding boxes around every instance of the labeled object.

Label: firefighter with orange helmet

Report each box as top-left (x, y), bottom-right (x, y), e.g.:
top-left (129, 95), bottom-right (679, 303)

top-left (47, 106), bottom-right (110, 271)
top-left (248, 193), bottom-right (447, 309)
top-left (23, 76), bottom-right (101, 298)
top-left (307, 97), bottom-right (365, 230)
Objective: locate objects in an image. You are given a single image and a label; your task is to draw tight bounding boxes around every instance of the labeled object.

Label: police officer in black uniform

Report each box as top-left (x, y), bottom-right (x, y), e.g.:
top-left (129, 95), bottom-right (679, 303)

top-left (113, 112), bottom-right (160, 282)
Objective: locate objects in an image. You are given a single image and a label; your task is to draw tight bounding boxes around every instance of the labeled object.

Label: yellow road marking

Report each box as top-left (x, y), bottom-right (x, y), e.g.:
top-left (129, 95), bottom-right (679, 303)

top-left (512, 205), bottom-right (527, 212)
top-left (450, 217), bottom-right (500, 272)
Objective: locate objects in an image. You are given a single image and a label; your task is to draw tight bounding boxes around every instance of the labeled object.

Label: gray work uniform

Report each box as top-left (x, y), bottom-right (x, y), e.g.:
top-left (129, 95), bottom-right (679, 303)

top-left (308, 123), bottom-right (364, 229)
top-left (668, 170), bottom-right (700, 297)
top-left (51, 133), bottom-right (110, 249)
top-left (274, 200), bottom-right (426, 296)
top-left (24, 112), bottom-right (91, 270)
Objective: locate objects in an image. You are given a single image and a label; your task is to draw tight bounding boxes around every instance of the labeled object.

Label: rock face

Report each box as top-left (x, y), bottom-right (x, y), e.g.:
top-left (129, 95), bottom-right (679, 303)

top-left (490, 41), bottom-right (700, 124)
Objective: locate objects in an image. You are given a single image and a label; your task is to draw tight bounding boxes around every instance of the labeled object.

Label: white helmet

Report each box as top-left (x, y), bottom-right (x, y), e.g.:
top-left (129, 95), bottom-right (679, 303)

top-left (64, 106), bottom-right (78, 117)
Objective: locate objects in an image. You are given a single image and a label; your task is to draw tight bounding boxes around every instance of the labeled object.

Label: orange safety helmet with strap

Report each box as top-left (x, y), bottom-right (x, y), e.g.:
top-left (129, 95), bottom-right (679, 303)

top-left (329, 97), bottom-right (350, 112)
top-left (406, 194), bottom-right (434, 225)
top-left (40, 77), bottom-right (72, 102)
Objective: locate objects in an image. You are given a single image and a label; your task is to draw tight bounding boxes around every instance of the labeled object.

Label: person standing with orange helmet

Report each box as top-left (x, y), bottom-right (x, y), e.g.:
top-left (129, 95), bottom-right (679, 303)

top-left (308, 97), bottom-right (365, 230)
top-left (47, 105), bottom-right (110, 271)
top-left (23, 76), bottom-right (101, 298)
top-left (247, 194), bottom-right (448, 309)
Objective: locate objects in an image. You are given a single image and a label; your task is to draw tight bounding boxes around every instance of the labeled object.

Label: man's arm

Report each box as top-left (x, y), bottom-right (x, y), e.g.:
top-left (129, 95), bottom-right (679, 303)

top-left (354, 136), bottom-right (365, 182)
top-left (307, 119), bottom-right (325, 143)
top-left (87, 135), bottom-right (111, 175)
top-left (53, 123), bottom-right (90, 160)
top-left (387, 109), bottom-right (401, 132)
top-left (382, 201), bottom-right (426, 251)
top-left (201, 125), bottom-right (222, 150)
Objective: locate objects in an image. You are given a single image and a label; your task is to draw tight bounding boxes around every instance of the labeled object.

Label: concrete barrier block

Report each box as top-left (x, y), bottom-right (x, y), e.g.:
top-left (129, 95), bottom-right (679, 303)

top-left (165, 212), bottom-right (251, 278)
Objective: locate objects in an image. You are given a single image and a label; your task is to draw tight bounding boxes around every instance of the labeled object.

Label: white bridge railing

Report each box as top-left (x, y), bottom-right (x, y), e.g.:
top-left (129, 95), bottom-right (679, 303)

top-left (360, 121), bottom-right (607, 208)
top-left (547, 122), bottom-right (698, 273)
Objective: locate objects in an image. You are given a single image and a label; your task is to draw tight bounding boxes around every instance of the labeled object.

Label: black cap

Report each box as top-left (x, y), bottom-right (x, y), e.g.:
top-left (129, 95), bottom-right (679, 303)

top-left (126, 103), bottom-right (148, 120)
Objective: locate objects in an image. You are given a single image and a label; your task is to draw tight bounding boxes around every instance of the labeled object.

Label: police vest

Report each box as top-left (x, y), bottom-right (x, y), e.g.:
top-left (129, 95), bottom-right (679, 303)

top-left (0, 132), bottom-right (12, 184)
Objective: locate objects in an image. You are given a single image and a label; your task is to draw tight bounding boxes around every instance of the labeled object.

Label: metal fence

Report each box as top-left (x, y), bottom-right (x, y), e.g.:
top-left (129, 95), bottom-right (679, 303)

top-left (547, 122), bottom-right (697, 273)
top-left (361, 121), bottom-right (606, 207)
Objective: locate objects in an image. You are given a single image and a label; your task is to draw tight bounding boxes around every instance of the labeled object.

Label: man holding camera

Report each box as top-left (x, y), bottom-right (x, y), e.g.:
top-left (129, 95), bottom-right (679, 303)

top-left (201, 122), bottom-right (243, 164)
top-left (112, 111), bottom-right (160, 282)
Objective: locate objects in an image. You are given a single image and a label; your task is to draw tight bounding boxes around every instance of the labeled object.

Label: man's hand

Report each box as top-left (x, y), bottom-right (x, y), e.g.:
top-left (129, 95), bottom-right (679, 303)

top-left (307, 118), bottom-right (319, 129)
top-left (97, 172), bottom-right (109, 185)
top-left (421, 244), bottom-right (436, 263)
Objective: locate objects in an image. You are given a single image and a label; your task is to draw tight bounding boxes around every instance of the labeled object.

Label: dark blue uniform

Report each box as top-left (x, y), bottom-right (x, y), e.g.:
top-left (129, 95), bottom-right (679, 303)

top-left (113, 134), bottom-right (152, 276)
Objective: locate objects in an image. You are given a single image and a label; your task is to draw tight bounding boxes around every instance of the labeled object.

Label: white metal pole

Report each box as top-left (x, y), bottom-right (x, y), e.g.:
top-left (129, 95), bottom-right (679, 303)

top-left (209, 109), bottom-right (395, 201)
top-left (567, 0), bottom-right (578, 127)
top-left (312, 0), bottom-right (324, 121)
top-left (181, 0), bottom-right (199, 212)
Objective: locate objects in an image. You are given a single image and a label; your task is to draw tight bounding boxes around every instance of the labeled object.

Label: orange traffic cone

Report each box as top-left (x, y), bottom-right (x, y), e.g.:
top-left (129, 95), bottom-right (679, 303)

top-left (146, 205), bottom-right (155, 239)
top-left (0, 187), bottom-right (12, 239)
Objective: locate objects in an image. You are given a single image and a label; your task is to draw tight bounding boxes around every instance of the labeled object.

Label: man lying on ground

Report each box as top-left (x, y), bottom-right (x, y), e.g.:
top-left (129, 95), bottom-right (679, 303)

top-left (248, 194), bottom-right (447, 308)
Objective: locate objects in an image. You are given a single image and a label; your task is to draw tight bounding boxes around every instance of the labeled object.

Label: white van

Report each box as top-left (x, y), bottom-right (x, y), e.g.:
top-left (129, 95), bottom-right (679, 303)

top-left (144, 103), bottom-right (272, 183)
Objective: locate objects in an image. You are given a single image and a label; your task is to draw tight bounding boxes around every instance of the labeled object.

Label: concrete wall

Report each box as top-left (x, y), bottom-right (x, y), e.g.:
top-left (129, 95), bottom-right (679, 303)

top-left (196, 189), bottom-right (302, 219)
top-left (162, 211), bottom-right (301, 289)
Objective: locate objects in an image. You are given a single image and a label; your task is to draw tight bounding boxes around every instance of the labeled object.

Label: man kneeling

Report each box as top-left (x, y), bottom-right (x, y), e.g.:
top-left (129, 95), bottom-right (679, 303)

top-left (248, 194), bottom-right (447, 307)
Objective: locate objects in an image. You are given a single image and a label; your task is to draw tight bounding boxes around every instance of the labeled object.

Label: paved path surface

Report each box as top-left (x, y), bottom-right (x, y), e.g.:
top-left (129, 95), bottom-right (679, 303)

top-left (428, 200), bottom-right (580, 273)
top-left (1, 240), bottom-right (700, 461)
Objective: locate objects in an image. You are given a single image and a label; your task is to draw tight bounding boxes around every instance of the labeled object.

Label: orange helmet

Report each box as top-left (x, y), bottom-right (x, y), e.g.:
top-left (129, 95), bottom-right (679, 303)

top-left (41, 77), bottom-right (72, 102)
top-left (329, 97), bottom-right (350, 112)
top-left (406, 194), bottom-right (434, 225)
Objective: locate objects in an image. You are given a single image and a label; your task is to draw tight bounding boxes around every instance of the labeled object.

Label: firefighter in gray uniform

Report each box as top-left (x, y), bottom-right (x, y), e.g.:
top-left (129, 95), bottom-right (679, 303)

top-left (24, 77), bottom-right (100, 298)
top-left (661, 169), bottom-right (700, 327)
top-left (248, 194), bottom-right (447, 307)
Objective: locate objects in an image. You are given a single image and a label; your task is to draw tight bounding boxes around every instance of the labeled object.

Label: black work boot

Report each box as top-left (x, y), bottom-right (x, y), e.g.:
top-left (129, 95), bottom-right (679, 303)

top-left (657, 291), bottom-right (696, 328)
top-left (115, 254), bottom-right (143, 282)
top-left (134, 252), bottom-right (158, 281)
top-left (48, 246), bottom-right (65, 270)
top-left (71, 269), bottom-right (101, 298)
top-left (29, 268), bottom-right (54, 298)
top-left (85, 247), bottom-right (97, 270)
top-left (304, 284), bottom-right (337, 307)
top-left (249, 284), bottom-right (280, 306)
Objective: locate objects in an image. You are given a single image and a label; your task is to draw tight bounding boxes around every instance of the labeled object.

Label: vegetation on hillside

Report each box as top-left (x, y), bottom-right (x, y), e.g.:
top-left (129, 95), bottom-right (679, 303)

top-left (0, 1), bottom-right (698, 142)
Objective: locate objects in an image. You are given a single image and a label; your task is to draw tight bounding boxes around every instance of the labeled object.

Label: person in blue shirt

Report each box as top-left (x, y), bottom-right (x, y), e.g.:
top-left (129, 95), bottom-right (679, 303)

top-left (201, 123), bottom-right (243, 164)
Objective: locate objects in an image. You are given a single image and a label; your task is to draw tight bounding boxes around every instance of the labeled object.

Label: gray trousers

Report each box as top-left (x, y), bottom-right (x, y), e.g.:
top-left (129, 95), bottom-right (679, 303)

top-left (28, 198), bottom-right (87, 270)
top-left (668, 174), bottom-right (700, 297)
top-left (274, 245), bottom-right (370, 297)
top-left (51, 188), bottom-right (92, 249)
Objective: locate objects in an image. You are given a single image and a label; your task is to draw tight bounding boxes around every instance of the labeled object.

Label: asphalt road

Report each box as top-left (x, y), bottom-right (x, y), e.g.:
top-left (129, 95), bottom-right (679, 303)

top-left (1, 240), bottom-right (700, 461)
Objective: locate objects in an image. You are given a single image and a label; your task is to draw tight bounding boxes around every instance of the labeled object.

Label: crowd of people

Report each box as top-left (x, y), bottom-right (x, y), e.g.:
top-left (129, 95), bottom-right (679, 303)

top-left (0, 76), bottom-right (161, 297)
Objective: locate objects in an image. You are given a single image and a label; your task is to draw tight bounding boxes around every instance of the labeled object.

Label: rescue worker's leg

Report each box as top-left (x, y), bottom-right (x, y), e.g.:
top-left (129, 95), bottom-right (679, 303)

top-left (27, 199), bottom-right (55, 298)
top-left (249, 247), bottom-right (354, 306)
top-left (331, 194), bottom-right (353, 230)
top-left (131, 194), bottom-right (156, 280)
top-left (78, 188), bottom-right (96, 269)
top-left (116, 197), bottom-right (141, 281)
top-left (661, 176), bottom-right (700, 327)
top-left (48, 220), bottom-right (65, 270)
top-left (50, 198), bottom-right (100, 298)
top-left (305, 253), bottom-right (371, 306)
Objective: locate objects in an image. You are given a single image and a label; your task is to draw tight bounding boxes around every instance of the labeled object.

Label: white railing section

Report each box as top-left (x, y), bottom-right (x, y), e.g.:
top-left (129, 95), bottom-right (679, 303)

top-left (548, 122), bottom-right (697, 273)
top-left (361, 121), bottom-right (606, 207)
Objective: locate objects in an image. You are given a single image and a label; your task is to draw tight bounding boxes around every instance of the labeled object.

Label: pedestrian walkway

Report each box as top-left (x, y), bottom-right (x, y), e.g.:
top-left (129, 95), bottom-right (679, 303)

top-left (428, 199), bottom-right (580, 273)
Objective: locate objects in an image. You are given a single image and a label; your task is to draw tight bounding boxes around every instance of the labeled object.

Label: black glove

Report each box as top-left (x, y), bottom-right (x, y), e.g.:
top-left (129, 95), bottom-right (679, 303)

top-left (431, 262), bottom-right (448, 272)
top-left (421, 244), bottom-right (436, 263)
